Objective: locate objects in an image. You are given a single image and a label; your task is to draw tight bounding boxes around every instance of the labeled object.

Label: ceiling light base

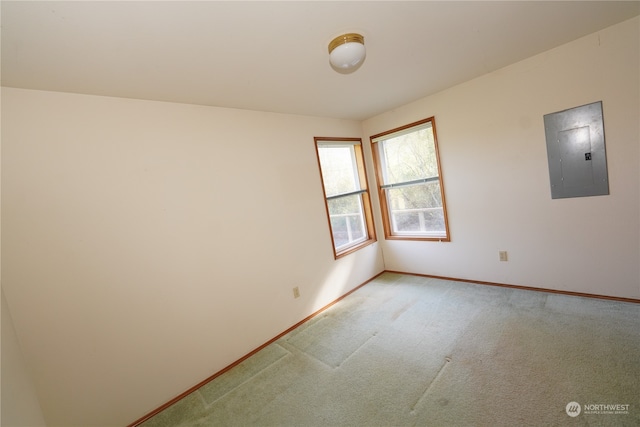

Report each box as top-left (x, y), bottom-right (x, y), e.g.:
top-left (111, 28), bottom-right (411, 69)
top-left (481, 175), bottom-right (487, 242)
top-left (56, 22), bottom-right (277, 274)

top-left (328, 33), bottom-right (366, 74)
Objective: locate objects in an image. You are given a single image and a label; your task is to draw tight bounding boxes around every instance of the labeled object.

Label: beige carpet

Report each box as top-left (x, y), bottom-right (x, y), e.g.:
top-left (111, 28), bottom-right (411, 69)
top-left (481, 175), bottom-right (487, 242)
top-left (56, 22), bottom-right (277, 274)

top-left (140, 272), bottom-right (640, 426)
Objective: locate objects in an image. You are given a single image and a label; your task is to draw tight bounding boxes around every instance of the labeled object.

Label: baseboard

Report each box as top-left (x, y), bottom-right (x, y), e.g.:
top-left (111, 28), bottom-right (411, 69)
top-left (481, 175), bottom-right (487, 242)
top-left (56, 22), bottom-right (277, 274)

top-left (386, 270), bottom-right (640, 304)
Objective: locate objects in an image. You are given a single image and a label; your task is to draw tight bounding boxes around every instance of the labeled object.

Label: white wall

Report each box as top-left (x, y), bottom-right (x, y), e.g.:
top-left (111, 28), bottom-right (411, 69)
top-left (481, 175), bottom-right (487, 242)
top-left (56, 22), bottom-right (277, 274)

top-left (1, 89), bottom-right (384, 426)
top-left (363, 16), bottom-right (640, 299)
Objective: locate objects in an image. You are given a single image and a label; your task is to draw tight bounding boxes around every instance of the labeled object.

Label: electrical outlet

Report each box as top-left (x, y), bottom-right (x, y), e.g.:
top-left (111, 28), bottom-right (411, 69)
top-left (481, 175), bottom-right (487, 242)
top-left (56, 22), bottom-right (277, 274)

top-left (499, 251), bottom-right (508, 262)
top-left (293, 286), bottom-right (300, 298)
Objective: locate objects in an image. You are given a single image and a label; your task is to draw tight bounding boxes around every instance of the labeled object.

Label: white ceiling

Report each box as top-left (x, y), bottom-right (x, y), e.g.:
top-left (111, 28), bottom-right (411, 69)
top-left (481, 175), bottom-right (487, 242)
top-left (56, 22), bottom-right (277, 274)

top-left (2, 1), bottom-right (639, 121)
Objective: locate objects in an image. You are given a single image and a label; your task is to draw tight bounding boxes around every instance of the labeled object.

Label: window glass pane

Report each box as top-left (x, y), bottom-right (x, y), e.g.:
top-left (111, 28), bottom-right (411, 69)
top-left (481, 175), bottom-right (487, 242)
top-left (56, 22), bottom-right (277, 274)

top-left (315, 137), bottom-right (376, 257)
top-left (371, 117), bottom-right (449, 241)
top-left (327, 194), bottom-right (366, 249)
top-left (317, 145), bottom-right (359, 197)
top-left (387, 182), bottom-right (446, 236)
top-left (380, 125), bottom-right (437, 185)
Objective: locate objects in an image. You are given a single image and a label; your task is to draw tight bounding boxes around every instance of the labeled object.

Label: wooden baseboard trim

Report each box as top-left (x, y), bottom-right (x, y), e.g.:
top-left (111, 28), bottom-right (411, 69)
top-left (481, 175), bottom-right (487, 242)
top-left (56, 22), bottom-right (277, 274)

top-left (385, 270), bottom-right (640, 304)
top-left (127, 271), bottom-right (385, 427)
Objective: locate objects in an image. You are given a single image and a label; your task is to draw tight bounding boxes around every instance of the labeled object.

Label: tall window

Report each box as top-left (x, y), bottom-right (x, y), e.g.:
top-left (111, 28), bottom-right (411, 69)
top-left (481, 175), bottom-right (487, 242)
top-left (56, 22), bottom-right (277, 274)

top-left (314, 138), bottom-right (376, 258)
top-left (371, 117), bottom-right (450, 241)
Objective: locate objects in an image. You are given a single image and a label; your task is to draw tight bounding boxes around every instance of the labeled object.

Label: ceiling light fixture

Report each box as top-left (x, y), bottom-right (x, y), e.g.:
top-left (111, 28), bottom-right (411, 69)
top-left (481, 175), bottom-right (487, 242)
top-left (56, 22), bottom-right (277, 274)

top-left (328, 33), bottom-right (366, 74)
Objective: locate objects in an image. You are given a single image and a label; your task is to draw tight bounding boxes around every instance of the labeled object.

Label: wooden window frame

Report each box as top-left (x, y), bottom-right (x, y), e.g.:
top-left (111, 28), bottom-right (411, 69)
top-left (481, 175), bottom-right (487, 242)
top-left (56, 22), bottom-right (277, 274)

top-left (370, 117), bottom-right (450, 242)
top-left (314, 137), bottom-right (377, 258)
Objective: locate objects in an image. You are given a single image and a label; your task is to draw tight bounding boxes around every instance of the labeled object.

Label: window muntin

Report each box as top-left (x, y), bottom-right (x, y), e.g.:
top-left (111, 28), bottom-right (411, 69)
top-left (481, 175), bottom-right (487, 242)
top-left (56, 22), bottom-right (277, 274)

top-left (371, 118), bottom-right (450, 241)
top-left (315, 138), bottom-right (376, 258)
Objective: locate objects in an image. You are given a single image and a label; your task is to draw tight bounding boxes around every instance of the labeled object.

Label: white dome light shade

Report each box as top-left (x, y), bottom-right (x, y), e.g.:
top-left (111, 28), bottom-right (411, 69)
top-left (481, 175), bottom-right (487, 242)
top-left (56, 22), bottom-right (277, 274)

top-left (328, 33), bottom-right (365, 74)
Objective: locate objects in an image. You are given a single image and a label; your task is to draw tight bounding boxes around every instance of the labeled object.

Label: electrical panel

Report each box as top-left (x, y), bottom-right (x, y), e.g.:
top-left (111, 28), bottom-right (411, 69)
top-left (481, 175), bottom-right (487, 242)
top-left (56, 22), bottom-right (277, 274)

top-left (543, 101), bottom-right (609, 199)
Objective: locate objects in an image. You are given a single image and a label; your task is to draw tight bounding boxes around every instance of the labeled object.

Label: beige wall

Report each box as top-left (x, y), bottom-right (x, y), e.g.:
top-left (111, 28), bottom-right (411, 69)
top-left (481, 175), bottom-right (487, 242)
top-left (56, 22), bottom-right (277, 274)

top-left (1, 90), bottom-right (384, 426)
top-left (363, 16), bottom-right (639, 299)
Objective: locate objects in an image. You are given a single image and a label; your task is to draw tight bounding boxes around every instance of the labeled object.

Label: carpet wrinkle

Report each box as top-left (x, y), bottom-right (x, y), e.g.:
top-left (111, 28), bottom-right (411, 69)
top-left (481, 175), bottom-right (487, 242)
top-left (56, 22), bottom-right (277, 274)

top-left (198, 344), bottom-right (291, 406)
top-left (284, 312), bottom-right (380, 368)
top-left (141, 272), bottom-right (640, 427)
top-left (333, 332), bottom-right (378, 368)
top-left (390, 298), bottom-right (420, 321)
top-left (283, 288), bottom-right (395, 368)
top-left (196, 348), bottom-right (319, 426)
top-left (410, 356), bottom-right (452, 413)
top-left (140, 388), bottom-right (207, 427)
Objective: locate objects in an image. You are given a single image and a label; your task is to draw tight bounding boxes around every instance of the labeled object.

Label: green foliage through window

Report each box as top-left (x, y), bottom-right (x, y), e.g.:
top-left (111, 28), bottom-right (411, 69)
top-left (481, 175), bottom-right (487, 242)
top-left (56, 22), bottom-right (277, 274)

top-left (371, 118), bottom-right (450, 240)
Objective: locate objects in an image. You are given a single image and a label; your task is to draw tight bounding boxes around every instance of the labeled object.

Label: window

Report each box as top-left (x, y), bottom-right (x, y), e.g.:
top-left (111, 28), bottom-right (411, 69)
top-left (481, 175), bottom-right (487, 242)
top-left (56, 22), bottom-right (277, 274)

top-left (314, 137), bottom-right (376, 258)
top-left (371, 117), bottom-right (450, 241)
